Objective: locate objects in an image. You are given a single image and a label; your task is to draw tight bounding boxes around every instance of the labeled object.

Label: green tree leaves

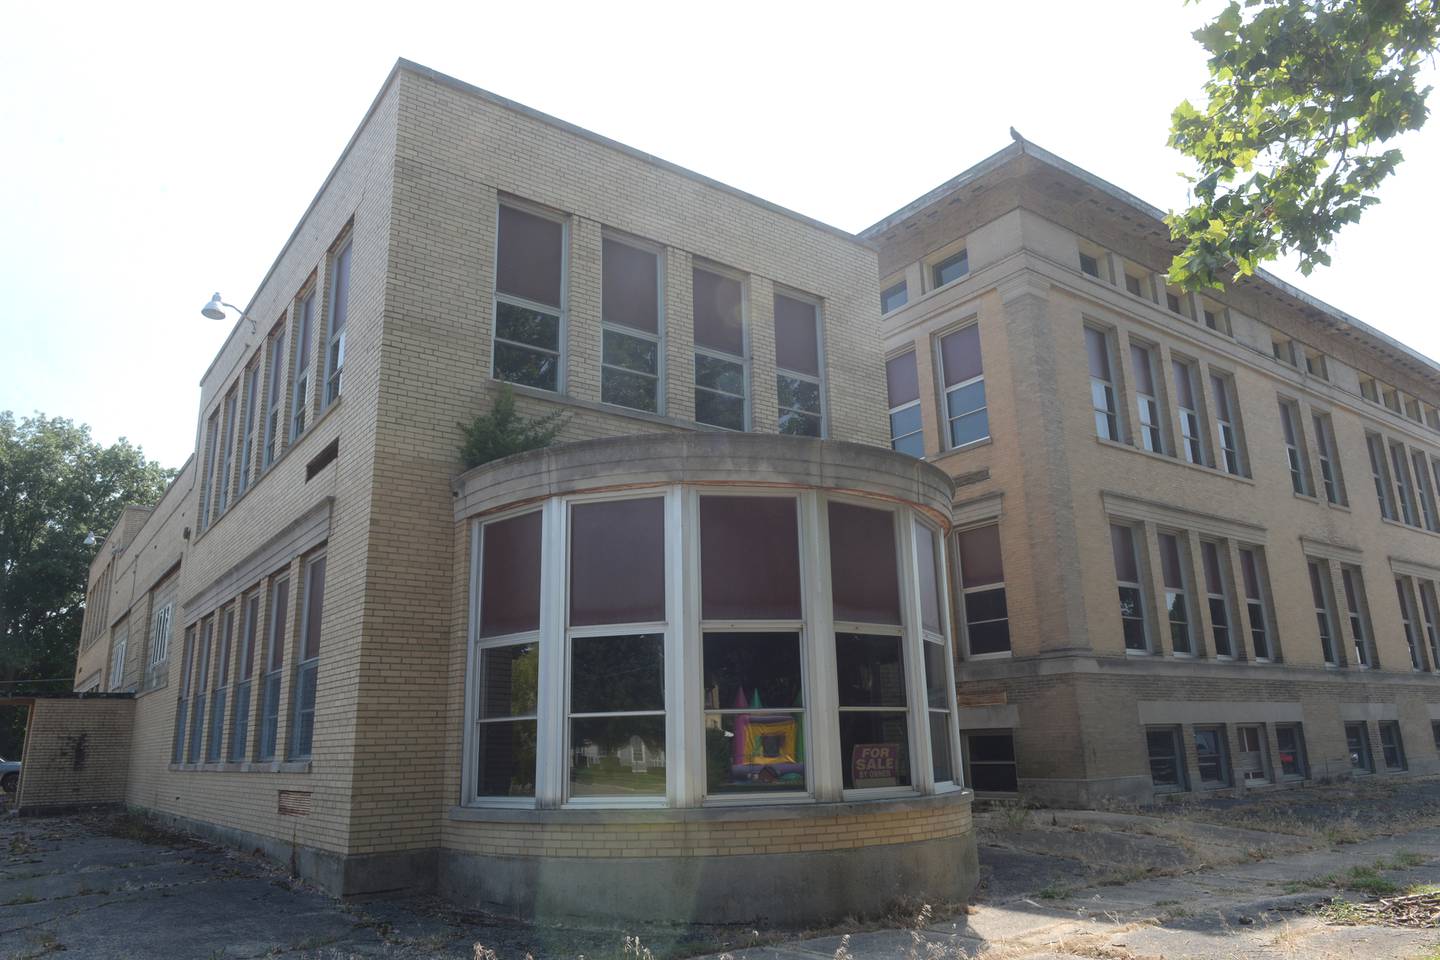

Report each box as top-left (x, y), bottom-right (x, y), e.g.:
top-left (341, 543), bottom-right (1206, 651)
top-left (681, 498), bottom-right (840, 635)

top-left (1167, 0), bottom-right (1440, 289)
top-left (0, 412), bottom-right (174, 690)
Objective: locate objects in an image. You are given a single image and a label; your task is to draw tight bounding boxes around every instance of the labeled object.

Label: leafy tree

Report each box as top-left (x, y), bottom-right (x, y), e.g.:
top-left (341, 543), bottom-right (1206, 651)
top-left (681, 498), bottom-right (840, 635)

top-left (1167, 0), bottom-right (1440, 289)
top-left (0, 412), bottom-right (173, 700)
top-left (457, 384), bottom-right (567, 469)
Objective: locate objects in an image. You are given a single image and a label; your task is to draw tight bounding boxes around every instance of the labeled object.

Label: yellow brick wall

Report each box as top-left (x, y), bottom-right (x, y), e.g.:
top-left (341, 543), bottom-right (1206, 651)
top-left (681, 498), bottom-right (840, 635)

top-left (17, 698), bottom-right (134, 811)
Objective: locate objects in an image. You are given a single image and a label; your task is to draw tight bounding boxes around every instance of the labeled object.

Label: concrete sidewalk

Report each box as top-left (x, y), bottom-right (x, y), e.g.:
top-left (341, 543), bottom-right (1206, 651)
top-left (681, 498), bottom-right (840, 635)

top-left (705, 824), bottom-right (1440, 959)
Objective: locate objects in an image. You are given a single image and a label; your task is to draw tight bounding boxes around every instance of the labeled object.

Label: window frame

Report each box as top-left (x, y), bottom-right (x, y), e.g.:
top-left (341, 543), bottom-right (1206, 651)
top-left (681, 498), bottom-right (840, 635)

top-left (1274, 722), bottom-right (1308, 780)
top-left (237, 360), bottom-right (260, 497)
top-left (886, 350), bottom-right (924, 457)
top-left (1209, 371), bottom-right (1246, 476)
top-left (1129, 340), bottom-right (1167, 455)
top-left (257, 573), bottom-right (290, 762)
top-left (1171, 356), bottom-right (1209, 467)
top-left (1277, 397), bottom-right (1314, 497)
top-left (1146, 725), bottom-right (1187, 793)
top-left (1157, 531), bottom-right (1196, 656)
top-left (691, 263), bottom-right (750, 432)
top-left (491, 199), bottom-right (569, 395)
top-left (1366, 433), bottom-right (1397, 520)
top-left (1345, 721), bottom-right (1374, 774)
top-left (1238, 546), bottom-right (1275, 661)
top-left (929, 248), bottom-right (969, 290)
top-left (1308, 559), bottom-right (1340, 666)
top-left (1111, 522), bottom-right (1151, 654)
top-left (1086, 325), bottom-right (1121, 443)
top-left (322, 238), bottom-right (352, 409)
top-left (1200, 540), bottom-right (1235, 659)
top-left (230, 591), bottom-right (260, 763)
top-left (880, 279), bottom-right (908, 315)
top-left (288, 552), bottom-right (326, 761)
top-left (1388, 440), bottom-right (1419, 526)
top-left (1339, 564), bottom-right (1376, 669)
top-left (772, 289), bottom-right (827, 438)
top-left (1193, 724), bottom-right (1232, 788)
top-left (598, 233), bottom-right (665, 416)
top-left (1396, 577), bottom-right (1427, 672)
top-left (954, 522), bottom-right (1010, 661)
top-left (935, 321), bottom-right (988, 451)
top-left (108, 624), bottom-right (128, 692)
top-left (1311, 411), bottom-right (1346, 506)
top-left (290, 285), bottom-right (317, 441)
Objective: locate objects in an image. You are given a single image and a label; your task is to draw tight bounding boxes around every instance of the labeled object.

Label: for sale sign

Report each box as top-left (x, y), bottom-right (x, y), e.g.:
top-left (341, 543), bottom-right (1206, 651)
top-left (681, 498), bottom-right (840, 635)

top-left (851, 743), bottom-right (899, 788)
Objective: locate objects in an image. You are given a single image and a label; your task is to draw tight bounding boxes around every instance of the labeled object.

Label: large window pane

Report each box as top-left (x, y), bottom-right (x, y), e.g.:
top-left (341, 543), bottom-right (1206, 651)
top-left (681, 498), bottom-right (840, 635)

top-left (569, 715), bottom-right (666, 797)
top-left (602, 238), bottom-right (658, 334)
top-left (570, 633), bottom-right (664, 714)
top-left (479, 644), bottom-right (539, 719)
top-left (959, 524), bottom-right (1009, 655)
top-left (479, 512), bottom-right (542, 638)
top-left (836, 632), bottom-right (906, 707)
top-left (476, 643), bottom-right (539, 798)
top-left (915, 523), bottom-right (942, 634)
top-left (477, 720), bottom-right (538, 798)
top-left (497, 205), bottom-right (562, 308)
top-left (940, 325), bottom-right (982, 386)
top-left (695, 353), bottom-right (745, 393)
top-left (886, 353), bottom-right (919, 408)
top-left (839, 712), bottom-right (911, 789)
top-left (696, 389), bottom-right (746, 431)
top-left (700, 497), bottom-right (801, 621)
top-left (703, 631), bottom-right (803, 709)
top-left (705, 713), bottom-right (805, 794)
top-left (702, 631), bottom-right (805, 795)
top-left (965, 732), bottom-right (1017, 792)
top-left (1147, 728), bottom-right (1184, 790)
top-left (774, 294), bottom-right (820, 376)
top-left (828, 502), bottom-right (900, 625)
top-left (693, 268), bottom-right (743, 355)
top-left (569, 499), bottom-right (665, 626)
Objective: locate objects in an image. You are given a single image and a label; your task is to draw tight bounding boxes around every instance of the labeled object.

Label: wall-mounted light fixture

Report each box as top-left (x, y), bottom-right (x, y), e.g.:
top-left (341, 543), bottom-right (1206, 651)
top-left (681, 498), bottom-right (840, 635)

top-left (201, 293), bottom-right (255, 334)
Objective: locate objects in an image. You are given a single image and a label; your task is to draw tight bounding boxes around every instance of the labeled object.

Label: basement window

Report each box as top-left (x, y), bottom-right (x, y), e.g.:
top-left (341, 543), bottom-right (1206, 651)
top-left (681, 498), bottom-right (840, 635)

top-left (1146, 726), bottom-right (1186, 792)
top-left (963, 732), bottom-right (1017, 793)
top-left (1346, 722), bottom-right (1373, 773)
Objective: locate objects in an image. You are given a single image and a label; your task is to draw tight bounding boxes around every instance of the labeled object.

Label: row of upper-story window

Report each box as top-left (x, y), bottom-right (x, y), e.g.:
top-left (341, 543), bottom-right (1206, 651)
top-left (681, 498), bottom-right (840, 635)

top-left (196, 226), bottom-right (354, 537)
top-left (879, 230), bottom-right (1440, 441)
top-left (1108, 515), bottom-right (1440, 675)
top-left (882, 309), bottom-right (1440, 537)
top-left (169, 550), bottom-right (327, 767)
top-left (491, 200), bottom-right (829, 438)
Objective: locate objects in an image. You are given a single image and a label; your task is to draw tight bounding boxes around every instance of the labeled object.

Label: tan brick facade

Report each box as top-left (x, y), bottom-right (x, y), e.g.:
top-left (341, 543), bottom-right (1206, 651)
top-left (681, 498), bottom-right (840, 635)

top-left (871, 142), bottom-right (1440, 804)
top-left (15, 697), bottom-right (135, 813)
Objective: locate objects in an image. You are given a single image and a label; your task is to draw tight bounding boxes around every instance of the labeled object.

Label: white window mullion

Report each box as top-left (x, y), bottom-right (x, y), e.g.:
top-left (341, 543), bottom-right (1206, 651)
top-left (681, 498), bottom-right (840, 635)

top-left (663, 485), bottom-right (694, 806)
top-left (801, 490), bottom-right (841, 801)
top-left (535, 497), bottom-right (568, 808)
top-left (461, 521), bottom-right (482, 803)
top-left (896, 513), bottom-right (934, 794)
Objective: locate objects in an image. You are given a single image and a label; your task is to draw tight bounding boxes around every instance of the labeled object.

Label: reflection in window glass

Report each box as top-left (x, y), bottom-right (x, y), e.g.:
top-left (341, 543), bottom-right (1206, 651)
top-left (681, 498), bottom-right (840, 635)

top-left (569, 634), bottom-right (665, 797)
top-left (476, 644), bottom-right (538, 797)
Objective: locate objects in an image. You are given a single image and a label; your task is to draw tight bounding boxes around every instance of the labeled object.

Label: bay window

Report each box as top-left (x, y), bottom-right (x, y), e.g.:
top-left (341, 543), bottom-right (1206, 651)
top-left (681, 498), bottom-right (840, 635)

top-left (462, 482), bottom-right (958, 808)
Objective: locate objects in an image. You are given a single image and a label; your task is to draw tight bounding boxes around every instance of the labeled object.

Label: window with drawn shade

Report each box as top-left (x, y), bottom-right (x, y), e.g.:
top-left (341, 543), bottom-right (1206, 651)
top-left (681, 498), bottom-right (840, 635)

top-left (1211, 373), bottom-right (1245, 475)
top-left (828, 502), bottom-right (910, 791)
top-left (1130, 343), bottom-right (1165, 454)
top-left (1172, 359), bottom-right (1207, 466)
top-left (230, 592), bottom-right (259, 762)
top-left (263, 322), bottom-right (287, 470)
top-left (1312, 413), bottom-right (1346, 505)
top-left (1239, 547), bottom-right (1273, 660)
top-left (1308, 560), bottom-right (1338, 666)
top-left (1340, 564), bottom-right (1375, 668)
top-left (1086, 327), bottom-right (1120, 442)
top-left (956, 525), bottom-right (1009, 656)
top-left (886, 352), bottom-right (923, 457)
top-left (1278, 399), bottom-right (1313, 496)
top-left (187, 618), bottom-right (212, 764)
top-left (258, 576), bottom-right (289, 761)
top-left (171, 625), bottom-right (194, 764)
top-left (1111, 524), bottom-right (1149, 651)
top-left (600, 238), bottom-right (661, 413)
top-left (693, 267), bottom-right (747, 431)
top-left (1367, 433), bottom-right (1397, 520)
top-left (288, 555), bottom-right (326, 760)
top-left (1158, 533), bottom-right (1194, 655)
top-left (493, 205), bottom-right (564, 392)
top-left (568, 498), bottom-right (667, 798)
top-left (1200, 541), bottom-right (1234, 658)
top-left (323, 241), bottom-right (351, 408)
top-left (1396, 578), bottom-right (1426, 671)
top-left (291, 289), bottom-right (316, 440)
top-left (938, 325), bottom-right (988, 449)
top-left (1391, 441), bottom-right (1420, 526)
top-left (1419, 581), bottom-right (1440, 671)
top-left (774, 293), bottom-right (824, 437)
top-left (206, 607), bottom-right (233, 763)
top-left (700, 496), bottom-right (805, 795)
top-left (474, 511), bottom-right (542, 798)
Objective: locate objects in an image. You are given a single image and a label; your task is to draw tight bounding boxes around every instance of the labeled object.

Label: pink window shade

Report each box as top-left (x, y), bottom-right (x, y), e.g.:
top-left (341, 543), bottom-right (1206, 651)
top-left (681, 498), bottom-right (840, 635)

top-left (700, 496), bottom-right (801, 621)
top-left (693, 268), bottom-right (743, 355)
top-left (496, 205), bottom-right (563, 308)
top-left (1111, 524), bottom-right (1139, 582)
top-left (886, 352), bottom-right (919, 407)
top-left (1158, 534), bottom-right (1184, 590)
top-left (1172, 361), bottom-right (1195, 408)
top-left (915, 522), bottom-right (942, 633)
top-left (940, 325), bottom-right (982, 386)
top-left (828, 501), bottom-right (901, 625)
top-left (479, 511), bottom-right (542, 638)
top-left (570, 498), bottom-right (666, 626)
top-left (602, 239), bottom-right (658, 334)
top-left (1086, 328), bottom-right (1112, 379)
top-left (774, 294), bottom-right (820, 376)
top-left (1240, 550), bottom-right (1262, 600)
top-left (1210, 375), bottom-right (1232, 419)
top-left (1130, 345), bottom-right (1155, 393)
top-left (958, 524), bottom-right (1004, 587)
top-left (302, 556), bottom-right (326, 660)
top-left (1201, 542), bottom-right (1224, 594)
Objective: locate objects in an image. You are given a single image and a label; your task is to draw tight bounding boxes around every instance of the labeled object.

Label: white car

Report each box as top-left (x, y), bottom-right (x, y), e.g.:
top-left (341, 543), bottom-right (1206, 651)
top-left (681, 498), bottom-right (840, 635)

top-left (0, 756), bottom-right (19, 795)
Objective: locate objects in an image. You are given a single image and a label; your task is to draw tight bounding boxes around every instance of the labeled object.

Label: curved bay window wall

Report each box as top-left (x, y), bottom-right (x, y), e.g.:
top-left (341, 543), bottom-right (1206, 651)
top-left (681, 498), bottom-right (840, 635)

top-left (463, 487), bottom-right (962, 808)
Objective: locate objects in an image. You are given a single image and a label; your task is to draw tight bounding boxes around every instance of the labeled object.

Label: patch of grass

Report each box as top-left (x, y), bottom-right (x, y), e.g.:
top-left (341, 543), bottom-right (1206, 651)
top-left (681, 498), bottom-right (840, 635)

top-left (1343, 865), bottom-right (1401, 897)
top-left (996, 802), bottom-right (1033, 832)
top-left (1405, 882), bottom-right (1440, 896)
top-left (1315, 898), bottom-right (1369, 924)
top-left (1036, 883), bottom-right (1073, 900)
top-left (1387, 850), bottom-right (1426, 869)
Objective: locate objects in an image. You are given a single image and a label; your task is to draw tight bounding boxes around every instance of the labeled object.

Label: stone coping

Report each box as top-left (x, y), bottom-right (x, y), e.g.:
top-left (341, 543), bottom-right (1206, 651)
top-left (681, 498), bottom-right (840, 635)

top-left (453, 433), bottom-right (955, 527)
top-left (446, 787), bottom-right (971, 826)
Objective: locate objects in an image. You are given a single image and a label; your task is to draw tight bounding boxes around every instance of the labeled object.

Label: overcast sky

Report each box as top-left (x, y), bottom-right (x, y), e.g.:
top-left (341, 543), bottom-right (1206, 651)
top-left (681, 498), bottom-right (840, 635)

top-left (3, 0), bottom-right (1437, 469)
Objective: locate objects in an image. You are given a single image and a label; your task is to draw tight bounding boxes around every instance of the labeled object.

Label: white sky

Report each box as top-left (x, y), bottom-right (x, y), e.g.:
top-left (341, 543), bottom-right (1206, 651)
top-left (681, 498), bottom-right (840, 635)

top-left (3, 0), bottom-right (1437, 469)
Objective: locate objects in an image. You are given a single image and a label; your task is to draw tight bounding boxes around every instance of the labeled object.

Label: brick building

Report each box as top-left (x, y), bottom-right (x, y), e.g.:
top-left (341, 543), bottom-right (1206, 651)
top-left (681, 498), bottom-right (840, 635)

top-left (68, 60), bottom-right (973, 923)
top-left (869, 136), bottom-right (1440, 804)
top-left (69, 61), bottom-right (1440, 921)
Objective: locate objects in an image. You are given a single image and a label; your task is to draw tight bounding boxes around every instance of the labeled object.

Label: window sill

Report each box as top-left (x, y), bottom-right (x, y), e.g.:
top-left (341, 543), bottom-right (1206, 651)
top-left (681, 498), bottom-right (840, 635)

top-left (1125, 648), bottom-right (1153, 657)
top-left (966, 650), bottom-right (1012, 662)
top-left (1291, 491), bottom-right (1321, 505)
top-left (167, 760), bottom-right (312, 775)
top-left (1093, 437), bottom-right (1254, 485)
top-left (930, 437), bottom-right (993, 466)
top-left (1380, 517), bottom-right (1440, 540)
top-left (502, 379), bottom-right (733, 436)
top-left (449, 789), bottom-right (969, 824)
